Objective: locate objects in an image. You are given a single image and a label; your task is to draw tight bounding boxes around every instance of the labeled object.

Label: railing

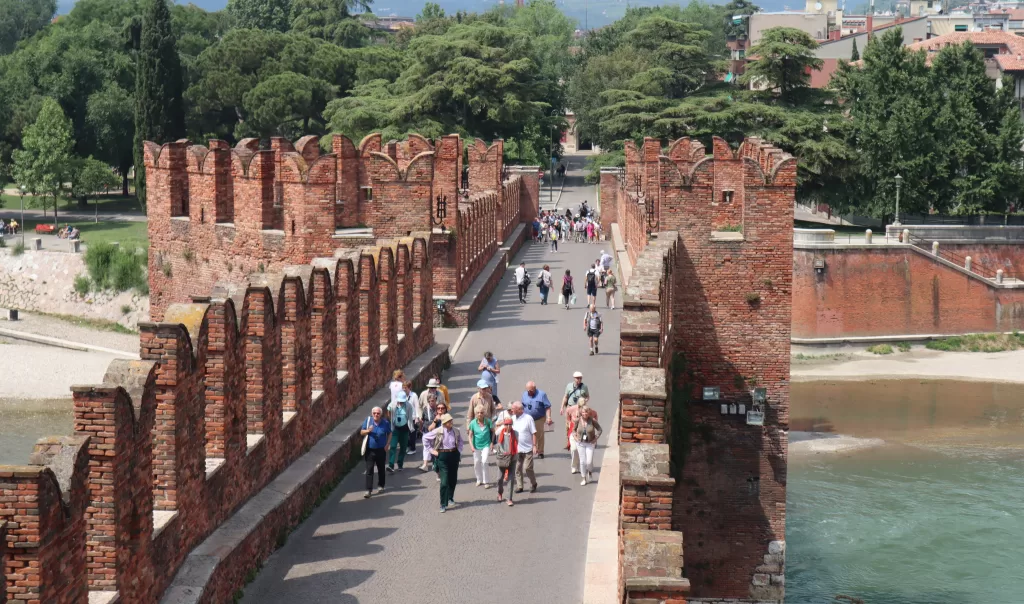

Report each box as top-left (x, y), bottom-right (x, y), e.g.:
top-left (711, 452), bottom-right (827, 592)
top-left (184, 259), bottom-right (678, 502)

top-left (904, 231), bottom-right (1001, 280)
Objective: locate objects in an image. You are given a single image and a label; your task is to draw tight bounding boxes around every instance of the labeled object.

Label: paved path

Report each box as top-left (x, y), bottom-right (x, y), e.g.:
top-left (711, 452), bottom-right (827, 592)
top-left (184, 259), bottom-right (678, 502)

top-left (242, 161), bottom-right (617, 604)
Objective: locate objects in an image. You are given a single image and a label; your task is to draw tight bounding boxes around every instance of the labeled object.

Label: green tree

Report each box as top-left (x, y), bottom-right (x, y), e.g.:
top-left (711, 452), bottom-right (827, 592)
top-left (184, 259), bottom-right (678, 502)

top-left (12, 98), bottom-right (73, 222)
top-left (0, 0), bottom-right (56, 54)
top-left (722, 0), bottom-right (758, 39)
top-left (241, 71), bottom-right (334, 137)
top-left (416, 2), bottom-right (445, 22)
top-left (850, 38), bottom-right (859, 61)
top-left (69, 156), bottom-right (120, 206)
top-left (989, 79), bottom-right (1024, 217)
top-left (740, 27), bottom-right (823, 100)
top-left (87, 83), bottom-right (135, 196)
top-left (228, 0), bottom-right (293, 32)
top-left (929, 42), bottom-right (999, 214)
top-left (133, 0), bottom-right (186, 207)
top-left (290, 0), bottom-right (373, 44)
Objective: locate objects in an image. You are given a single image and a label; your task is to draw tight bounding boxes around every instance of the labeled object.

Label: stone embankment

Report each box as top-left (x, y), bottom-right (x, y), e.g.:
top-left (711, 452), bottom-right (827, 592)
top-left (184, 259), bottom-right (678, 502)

top-left (0, 249), bottom-right (148, 328)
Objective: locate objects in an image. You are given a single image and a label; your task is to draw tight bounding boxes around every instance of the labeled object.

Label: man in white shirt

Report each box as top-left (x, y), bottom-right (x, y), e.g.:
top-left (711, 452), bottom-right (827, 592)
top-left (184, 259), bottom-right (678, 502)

top-left (511, 402), bottom-right (538, 493)
top-left (514, 261), bottom-right (529, 304)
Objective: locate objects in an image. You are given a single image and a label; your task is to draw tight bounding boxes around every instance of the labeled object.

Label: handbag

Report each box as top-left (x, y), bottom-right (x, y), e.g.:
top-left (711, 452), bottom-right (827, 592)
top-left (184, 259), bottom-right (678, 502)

top-left (360, 417), bottom-right (370, 456)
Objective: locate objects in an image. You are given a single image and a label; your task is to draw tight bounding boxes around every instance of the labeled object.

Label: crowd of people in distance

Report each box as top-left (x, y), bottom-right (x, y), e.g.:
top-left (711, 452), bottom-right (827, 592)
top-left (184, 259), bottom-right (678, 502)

top-left (532, 200), bottom-right (602, 247)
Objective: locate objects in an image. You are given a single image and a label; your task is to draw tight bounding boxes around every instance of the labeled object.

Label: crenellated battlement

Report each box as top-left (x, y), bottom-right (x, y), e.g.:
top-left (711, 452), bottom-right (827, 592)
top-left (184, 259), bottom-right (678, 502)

top-left (146, 132), bottom-right (538, 321)
top-left (1, 234), bottom-right (438, 603)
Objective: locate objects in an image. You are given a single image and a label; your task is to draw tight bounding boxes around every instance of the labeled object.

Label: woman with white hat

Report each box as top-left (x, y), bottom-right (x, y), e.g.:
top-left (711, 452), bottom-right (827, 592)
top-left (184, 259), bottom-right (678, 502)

top-left (424, 413), bottom-right (464, 513)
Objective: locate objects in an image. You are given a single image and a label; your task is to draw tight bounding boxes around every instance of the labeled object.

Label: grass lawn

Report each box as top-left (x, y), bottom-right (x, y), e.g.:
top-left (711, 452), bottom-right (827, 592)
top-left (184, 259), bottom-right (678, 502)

top-left (1, 192), bottom-right (143, 215)
top-left (20, 216), bottom-right (149, 247)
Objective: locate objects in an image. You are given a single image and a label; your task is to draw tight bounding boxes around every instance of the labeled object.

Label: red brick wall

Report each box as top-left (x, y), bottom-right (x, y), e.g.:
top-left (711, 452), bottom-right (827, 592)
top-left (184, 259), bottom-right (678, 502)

top-left (793, 246), bottom-right (1024, 338)
top-left (615, 136), bottom-right (792, 602)
top-left (2, 235), bottom-right (437, 602)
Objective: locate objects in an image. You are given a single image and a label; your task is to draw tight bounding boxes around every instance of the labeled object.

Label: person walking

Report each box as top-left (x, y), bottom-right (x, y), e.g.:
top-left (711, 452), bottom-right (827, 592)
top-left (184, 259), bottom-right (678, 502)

top-left (510, 402), bottom-right (538, 493)
top-left (537, 264), bottom-right (553, 305)
top-left (515, 261), bottom-right (530, 304)
top-left (549, 226), bottom-right (558, 252)
top-left (420, 400), bottom-right (449, 472)
top-left (573, 406), bottom-right (603, 485)
top-left (388, 369), bottom-right (405, 405)
top-left (561, 269), bottom-right (575, 310)
top-left (401, 380), bottom-right (419, 454)
top-left (360, 407), bottom-right (391, 498)
top-left (560, 371), bottom-right (591, 450)
top-left (424, 413), bottom-right (464, 513)
top-left (567, 400), bottom-right (599, 474)
top-left (478, 351), bottom-right (501, 403)
top-left (386, 391), bottom-right (416, 472)
top-left (494, 417), bottom-right (518, 506)
top-left (468, 405), bottom-right (495, 487)
top-left (584, 266), bottom-right (599, 307)
top-left (520, 381), bottom-right (553, 459)
top-left (604, 269), bottom-right (618, 310)
top-left (416, 378), bottom-right (446, 453)
top-left (583, 304), bottom-right (604, 355)
top-left (468, 380), bottom-right (498, 429)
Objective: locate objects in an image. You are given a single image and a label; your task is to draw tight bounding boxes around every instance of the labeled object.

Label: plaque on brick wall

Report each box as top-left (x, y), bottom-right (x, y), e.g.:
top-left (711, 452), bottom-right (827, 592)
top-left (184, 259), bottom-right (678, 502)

top-left (703, 386), bottom-right (720, 401)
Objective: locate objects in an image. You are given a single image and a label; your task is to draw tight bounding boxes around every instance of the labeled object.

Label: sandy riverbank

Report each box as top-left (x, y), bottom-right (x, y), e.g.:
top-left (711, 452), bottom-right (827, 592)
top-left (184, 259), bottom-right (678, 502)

top-left (791, 344), bottom-right (1024, 385)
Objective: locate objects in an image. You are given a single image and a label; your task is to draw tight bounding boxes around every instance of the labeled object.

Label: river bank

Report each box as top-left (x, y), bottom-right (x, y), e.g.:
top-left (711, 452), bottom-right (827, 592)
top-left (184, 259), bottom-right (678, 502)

top-left (791, 344), bottom-right (1024, 385)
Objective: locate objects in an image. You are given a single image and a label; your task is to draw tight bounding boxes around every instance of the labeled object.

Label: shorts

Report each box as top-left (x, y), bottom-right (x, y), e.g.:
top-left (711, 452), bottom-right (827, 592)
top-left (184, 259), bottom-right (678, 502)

top-left (586, 284), bottom-right (597, 296)
top-left (587, 328), bottom-right (601, 337)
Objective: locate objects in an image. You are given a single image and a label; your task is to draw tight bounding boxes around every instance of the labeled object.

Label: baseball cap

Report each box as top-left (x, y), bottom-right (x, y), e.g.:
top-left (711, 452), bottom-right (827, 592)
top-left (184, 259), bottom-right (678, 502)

top-left (396, 391), bottom-right (408, 402)
top-left (572, 371), bottom-right (583, 378)
top-left (427, 378), bottom-right (440, 388)
top-left (477, 379), bottom-right (490, 389)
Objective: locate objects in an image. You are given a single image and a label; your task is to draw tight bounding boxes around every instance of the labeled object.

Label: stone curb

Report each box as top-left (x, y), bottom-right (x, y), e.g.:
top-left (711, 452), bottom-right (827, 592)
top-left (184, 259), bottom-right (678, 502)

top-left (160, 343), bottom-right (450, 604)
top-left (0, 327), bottom-right (140, 359)
top-left (583, 410), bottom-right (620, 604)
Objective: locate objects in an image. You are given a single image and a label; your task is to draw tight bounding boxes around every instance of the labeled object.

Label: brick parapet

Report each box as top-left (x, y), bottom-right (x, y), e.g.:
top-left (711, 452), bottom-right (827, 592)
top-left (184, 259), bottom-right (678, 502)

top-left (147, 134), bottom-right (528, 321)
top-left (610, 135), bottom-right (792, 603)
top-left (1, 235), bottom-right (436, 602)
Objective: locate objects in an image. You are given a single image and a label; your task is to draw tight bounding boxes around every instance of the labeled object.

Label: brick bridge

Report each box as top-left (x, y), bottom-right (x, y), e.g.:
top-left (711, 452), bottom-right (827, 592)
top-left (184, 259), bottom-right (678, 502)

top-left (0, 135), bottom-right (793, 604)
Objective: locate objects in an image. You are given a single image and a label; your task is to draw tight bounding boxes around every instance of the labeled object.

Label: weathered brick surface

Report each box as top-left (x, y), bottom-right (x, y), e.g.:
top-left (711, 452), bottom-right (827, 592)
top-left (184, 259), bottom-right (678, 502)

top-left (793, 246), bottom-right (1024, 338)
top-left (1, 231), bottom-right (438, 601)
top-left (146, 134), bottom-right (537, 322)
top-left (614, 136), bottom-right (791, 603)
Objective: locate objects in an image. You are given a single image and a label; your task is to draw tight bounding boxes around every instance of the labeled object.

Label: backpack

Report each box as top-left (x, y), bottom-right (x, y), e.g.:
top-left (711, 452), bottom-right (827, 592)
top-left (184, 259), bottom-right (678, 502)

top-left (586, 271), bottom-right (597, 288)
top-left (588, 312), bottom-right (603, 331)
top-left (393, 403), bottom-right (408, 428)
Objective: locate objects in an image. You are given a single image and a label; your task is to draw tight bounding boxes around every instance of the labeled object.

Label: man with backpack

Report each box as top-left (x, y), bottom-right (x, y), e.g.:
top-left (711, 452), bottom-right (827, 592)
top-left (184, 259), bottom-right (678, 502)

top-left (583, 304), bottom-right (604, 355)
top-left (584, 267), bottom-right (599, 307)
top-left (386, 390), bottom-right (416, 472)
top-left (515, 261), bottom-right (530, 304)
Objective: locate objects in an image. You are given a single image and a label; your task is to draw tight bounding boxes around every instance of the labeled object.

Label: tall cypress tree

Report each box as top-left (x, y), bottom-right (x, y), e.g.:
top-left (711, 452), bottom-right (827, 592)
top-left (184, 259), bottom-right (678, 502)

top-left (850, 38), bottom-right (859, 61)
top-left (133, 0), bottom-right (185, 207)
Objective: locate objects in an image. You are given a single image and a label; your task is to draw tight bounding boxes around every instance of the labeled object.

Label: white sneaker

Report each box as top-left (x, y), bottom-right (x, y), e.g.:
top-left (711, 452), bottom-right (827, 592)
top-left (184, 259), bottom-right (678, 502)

top-left (570, 468), bottom-right (578, 474)
top-left (476, 481), bottom-right (483, 487)
top-left (580, 478), bottom-right (587, 486)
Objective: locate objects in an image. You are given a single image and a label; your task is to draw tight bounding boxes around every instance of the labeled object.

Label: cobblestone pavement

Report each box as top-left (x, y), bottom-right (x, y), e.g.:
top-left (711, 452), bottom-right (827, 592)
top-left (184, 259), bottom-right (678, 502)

top-left (243, 162), bottom-right (619, 604)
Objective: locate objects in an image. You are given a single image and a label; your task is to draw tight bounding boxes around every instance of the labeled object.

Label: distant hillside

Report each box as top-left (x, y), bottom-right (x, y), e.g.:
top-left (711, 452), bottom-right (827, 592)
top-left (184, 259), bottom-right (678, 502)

top-left (58, 0), bottom-right (795, 30)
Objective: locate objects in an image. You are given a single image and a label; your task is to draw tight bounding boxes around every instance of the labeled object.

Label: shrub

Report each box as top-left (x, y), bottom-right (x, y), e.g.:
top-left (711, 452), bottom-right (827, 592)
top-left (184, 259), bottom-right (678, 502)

top-left (867, 344), bottom-right (893, 355)
top-left (897, 341), bottom-right (912, 352)
top-left (719, 224), bottom-right (743, 232)
top-left (12, 241), bottom-right (25, 256)
top-left (745, 292), bottom-right (761, 303)
top-left (86, 243), bottom-right (147, 292)
top-left (73, 275), bottom-right (91, 295)
top-left (120, 304), bottom-right (132, 315)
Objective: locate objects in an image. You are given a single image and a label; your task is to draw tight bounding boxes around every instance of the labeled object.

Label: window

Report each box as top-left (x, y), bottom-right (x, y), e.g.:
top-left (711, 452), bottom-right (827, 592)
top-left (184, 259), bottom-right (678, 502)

top-left (927, 0), bottom-right (933, 7)
top-left (954, 24), bottom-right (968, 31)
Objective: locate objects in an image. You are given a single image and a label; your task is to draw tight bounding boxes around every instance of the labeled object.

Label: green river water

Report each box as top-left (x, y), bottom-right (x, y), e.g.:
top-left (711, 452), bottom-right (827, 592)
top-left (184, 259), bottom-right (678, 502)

top-left (788, 379), bottom-right (1024, 604)
top-left (2, 379), bottom-right (1022, 604)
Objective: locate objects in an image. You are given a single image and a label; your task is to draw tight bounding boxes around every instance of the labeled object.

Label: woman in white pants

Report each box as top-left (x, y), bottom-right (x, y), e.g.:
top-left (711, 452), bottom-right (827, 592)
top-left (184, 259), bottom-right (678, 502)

top-left (468, 406), bottom-right (495, 487)
top-left (572, 406), bottom-right (603, 486)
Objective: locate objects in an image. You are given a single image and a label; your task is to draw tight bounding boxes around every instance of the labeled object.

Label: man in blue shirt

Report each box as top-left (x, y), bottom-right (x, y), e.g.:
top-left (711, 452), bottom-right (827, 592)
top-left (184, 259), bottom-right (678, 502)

top-left (360, 406), bottom-right (391, 499)
top-left (520, 381), bottom-right (553, 458)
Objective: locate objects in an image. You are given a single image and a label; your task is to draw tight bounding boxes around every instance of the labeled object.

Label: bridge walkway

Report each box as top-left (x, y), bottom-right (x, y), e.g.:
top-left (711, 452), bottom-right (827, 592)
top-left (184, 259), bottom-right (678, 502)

top-left (241, 156), bottom-right (620, 604)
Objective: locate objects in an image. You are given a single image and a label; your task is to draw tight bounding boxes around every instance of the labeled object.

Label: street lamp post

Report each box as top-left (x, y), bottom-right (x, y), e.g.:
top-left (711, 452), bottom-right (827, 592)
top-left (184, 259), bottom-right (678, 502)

top-left (893, 174), bottom-right (903, 227)
top-left (19, 185), bottom-right (26, 247)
